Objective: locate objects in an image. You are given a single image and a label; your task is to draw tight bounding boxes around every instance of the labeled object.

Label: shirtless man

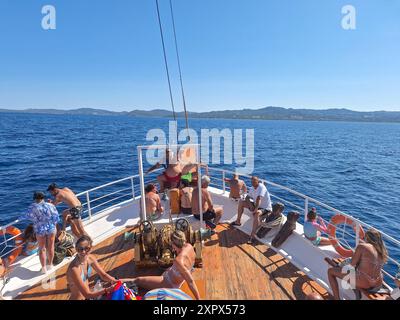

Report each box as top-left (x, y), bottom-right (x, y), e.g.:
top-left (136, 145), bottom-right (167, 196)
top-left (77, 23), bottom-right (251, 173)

top-left (144, 184), bottom-right (164, 220)
top-left (180, 179), bottom-right (193, 215)
top-left (192, 176), bottom-right (223, 231)
top-left (47, 183), bottom-right (87, 238)
top-left (224, 174), bottom-right (247, 199)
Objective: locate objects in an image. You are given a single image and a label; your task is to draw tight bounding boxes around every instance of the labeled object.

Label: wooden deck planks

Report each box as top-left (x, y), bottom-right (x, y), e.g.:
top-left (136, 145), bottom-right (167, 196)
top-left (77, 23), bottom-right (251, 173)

top-left (17, 224), bottom-right (330, 300)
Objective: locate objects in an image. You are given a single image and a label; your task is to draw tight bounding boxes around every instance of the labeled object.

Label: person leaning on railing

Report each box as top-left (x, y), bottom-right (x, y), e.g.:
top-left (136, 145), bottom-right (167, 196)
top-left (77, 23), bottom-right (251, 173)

top-left (224, 173), bottom-right (247, 200)
top-left (325, 228), bottom-right (388, 300)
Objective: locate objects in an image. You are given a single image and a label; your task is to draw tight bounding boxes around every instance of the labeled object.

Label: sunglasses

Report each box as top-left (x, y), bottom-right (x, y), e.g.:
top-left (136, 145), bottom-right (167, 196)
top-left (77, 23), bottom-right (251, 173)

top-left (77, 246), bottom-right (91, 253)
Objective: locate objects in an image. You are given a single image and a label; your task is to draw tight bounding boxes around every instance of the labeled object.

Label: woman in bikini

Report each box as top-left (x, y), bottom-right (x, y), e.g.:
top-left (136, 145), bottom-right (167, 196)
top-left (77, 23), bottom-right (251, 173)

top-left (66, 235), bottom-right (117, 300)
top-left (120, 230), bottom-right (201, 300)
top-left (326, 228), bottom-right (388, 300)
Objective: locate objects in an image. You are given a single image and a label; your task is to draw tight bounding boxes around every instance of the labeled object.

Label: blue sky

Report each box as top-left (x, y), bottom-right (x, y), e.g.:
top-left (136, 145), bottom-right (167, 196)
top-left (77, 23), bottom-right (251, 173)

top-left (0, 0), bottom-right (399, 112)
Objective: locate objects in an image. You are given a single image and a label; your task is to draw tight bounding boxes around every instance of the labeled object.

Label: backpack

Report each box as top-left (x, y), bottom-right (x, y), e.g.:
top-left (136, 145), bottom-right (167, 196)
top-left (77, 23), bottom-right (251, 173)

top-left (53, 231), bottom-right (76, 264)
top-left (57, 231), bottom-right (75, 249)
top-left (53, 245), bottom-right (67, 265)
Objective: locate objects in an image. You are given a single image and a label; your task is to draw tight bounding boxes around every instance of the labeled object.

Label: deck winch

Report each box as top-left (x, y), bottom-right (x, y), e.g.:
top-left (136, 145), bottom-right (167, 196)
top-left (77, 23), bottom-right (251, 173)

top-left (133, 218), bottom-right (207, 269)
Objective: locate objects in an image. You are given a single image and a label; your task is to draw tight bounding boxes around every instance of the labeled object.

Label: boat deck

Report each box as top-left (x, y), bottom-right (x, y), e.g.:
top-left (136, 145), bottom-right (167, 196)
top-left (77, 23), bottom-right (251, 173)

top-left (16, 224), bottom-right (330, 300)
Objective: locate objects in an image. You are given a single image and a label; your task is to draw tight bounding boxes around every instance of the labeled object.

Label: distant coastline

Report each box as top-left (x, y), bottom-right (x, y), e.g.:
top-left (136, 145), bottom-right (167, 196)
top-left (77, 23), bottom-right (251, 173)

top-left (1, 106), bottom-right (400, 123)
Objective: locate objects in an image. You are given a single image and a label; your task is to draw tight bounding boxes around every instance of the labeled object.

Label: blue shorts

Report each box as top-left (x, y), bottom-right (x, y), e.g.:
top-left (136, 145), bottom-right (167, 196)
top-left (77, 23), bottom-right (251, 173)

top-left (35, 226), bottom-right (56, 237)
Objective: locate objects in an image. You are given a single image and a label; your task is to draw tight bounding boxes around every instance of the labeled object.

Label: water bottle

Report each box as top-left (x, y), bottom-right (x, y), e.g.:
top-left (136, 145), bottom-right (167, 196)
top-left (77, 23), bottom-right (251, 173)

top-left (163, 191), bottom-right (170, 214)
top-left (94, 280), bottom-right (103, 299)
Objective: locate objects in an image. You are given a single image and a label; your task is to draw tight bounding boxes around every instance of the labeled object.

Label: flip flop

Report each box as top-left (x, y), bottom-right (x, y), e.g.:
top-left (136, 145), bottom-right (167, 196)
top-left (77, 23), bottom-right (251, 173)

top-left (230, 221), bottom-right (241, 226)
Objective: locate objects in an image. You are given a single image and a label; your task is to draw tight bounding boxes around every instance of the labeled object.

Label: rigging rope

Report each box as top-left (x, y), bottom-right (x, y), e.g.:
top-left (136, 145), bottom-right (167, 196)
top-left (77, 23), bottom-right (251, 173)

top-left (155, 0), bottom-right (177, 125)
top-left (169, 0), bottom-right (190, 136)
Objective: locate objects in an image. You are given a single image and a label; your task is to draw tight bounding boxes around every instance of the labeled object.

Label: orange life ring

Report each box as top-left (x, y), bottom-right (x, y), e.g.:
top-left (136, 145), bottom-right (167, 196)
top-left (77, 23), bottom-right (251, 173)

top-left (0, 257), bottom-right (6, 278)
top-left (0, 226), bottom-right (24, 266)
top-left (328, 214), bottom-right (365, 258)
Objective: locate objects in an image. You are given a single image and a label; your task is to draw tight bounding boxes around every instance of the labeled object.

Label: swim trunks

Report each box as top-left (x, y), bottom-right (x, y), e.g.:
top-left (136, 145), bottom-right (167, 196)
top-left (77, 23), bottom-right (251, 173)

top-left (69, 206), bottom-right (83, 220)
top-left (181, 207), bottom-right (192, 215)
top-left (194, 210), bottom-right (216, 221)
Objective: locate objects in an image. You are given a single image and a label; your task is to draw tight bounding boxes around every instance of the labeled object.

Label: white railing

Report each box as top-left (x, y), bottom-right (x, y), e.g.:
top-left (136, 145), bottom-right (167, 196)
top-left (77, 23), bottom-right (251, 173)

top-left (0, 174), bottom-right (138, 261)
top-left (207, 167), bottom-right (400, 284)
top-left (1, 166), bottom-right (399, 285)
top-left (0, 168), bottom-right (165, 263)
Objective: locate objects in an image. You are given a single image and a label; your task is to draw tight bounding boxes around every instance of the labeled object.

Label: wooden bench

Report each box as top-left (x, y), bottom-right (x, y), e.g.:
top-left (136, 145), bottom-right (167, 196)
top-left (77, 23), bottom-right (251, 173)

top-left (181, 279), bottom-right (206, 299)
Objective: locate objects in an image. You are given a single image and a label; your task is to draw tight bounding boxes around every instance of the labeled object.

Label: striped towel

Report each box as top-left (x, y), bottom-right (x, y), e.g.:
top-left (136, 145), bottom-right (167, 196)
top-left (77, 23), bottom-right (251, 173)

top-left (144, 288), bottom-right (192, 300)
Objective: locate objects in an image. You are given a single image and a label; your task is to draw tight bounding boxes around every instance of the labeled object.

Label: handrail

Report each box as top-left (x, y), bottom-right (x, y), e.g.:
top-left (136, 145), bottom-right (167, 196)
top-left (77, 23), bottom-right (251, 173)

top-left (0, 174), bottom-right (143, 233)
top-left (0, 174), bottom-right (144, 255)
top-left (208, 166), bottom-right (400, 286)
top-left (76, 174), bottom-right (139, 196)
top-left (89, 187), bottom-right (133, 204)
top-left (0, 168), bottom-right (164, 256)
top-left (2, 166), bottom-right (399, 284)
top-left (3, 168), bottom-right (399, 248)
top-left (208, 167), bottom-right (400, 247)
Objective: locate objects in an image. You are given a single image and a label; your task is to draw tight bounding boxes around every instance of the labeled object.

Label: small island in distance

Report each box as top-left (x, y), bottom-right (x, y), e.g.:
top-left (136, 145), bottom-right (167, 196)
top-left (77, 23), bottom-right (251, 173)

top-left (1, 106), bottom-right (400, 123)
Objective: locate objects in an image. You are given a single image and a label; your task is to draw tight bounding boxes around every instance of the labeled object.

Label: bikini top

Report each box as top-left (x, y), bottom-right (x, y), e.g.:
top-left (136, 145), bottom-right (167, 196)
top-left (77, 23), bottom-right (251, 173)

top-left (81, 263), bottom-right (93, 282)
top-left (166, 261), bottom-right (195, 280)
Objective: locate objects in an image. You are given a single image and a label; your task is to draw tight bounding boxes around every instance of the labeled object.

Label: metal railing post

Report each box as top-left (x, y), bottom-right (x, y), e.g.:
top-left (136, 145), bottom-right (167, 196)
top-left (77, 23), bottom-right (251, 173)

top-left (355, 221), bottom-right (360, 246)
top-left (86, 192), bottom-right (92, 220)
top-left (197, 164), bottom-right (203, 229)
top-left (304, 198), bottom-right (309, 222)
top-left (130, 177), bottom-right (135, 199)
top-left (222, 171), bottom-right (226, 193)
top-left (138, 147), bottom-right (147, 222)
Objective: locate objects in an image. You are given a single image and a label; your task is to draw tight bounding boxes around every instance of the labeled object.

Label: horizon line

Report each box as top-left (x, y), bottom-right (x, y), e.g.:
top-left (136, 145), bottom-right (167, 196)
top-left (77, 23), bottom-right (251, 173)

top-left (1, 106), bottom-right (400, 113)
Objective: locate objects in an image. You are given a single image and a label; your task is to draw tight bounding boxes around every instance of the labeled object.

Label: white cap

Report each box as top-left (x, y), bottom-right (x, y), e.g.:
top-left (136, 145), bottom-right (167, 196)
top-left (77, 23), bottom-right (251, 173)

top-left (201, 175), bottom-right (210, 185)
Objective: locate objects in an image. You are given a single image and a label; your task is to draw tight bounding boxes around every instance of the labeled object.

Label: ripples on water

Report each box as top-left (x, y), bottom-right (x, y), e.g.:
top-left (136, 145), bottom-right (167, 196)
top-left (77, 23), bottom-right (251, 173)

top-left (1, 113), bottom-right (399, 275)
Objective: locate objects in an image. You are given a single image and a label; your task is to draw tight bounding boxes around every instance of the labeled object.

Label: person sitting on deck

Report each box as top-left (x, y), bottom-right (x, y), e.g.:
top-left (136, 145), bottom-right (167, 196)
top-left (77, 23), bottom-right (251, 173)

top-left (325, 228), bottom-right (387, 300)
top-left (120, 230), bottom-right (201, 300)
top-left (231, 176), bottom-right (272, 244)
top-left (192, 176), bottom-right (223, 231)
top-left (21, 224), bottom-right (39, 256)
top-left (19, 191), bottom-right (60, 273)
top-left (224, 174), bottom-right (247, 200)
top-left (66, 235), bottom-right (117, 300)
top-left (256, 202), bottom-right (285, 239)
top-left (144, 183), bottom-right (164, 220)
top-left (47, 183), bottom-right (88, 239)
top-left (180, 179), bottom-right (193, 215)
top-left (303, 208), bottom-right (332, 246)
